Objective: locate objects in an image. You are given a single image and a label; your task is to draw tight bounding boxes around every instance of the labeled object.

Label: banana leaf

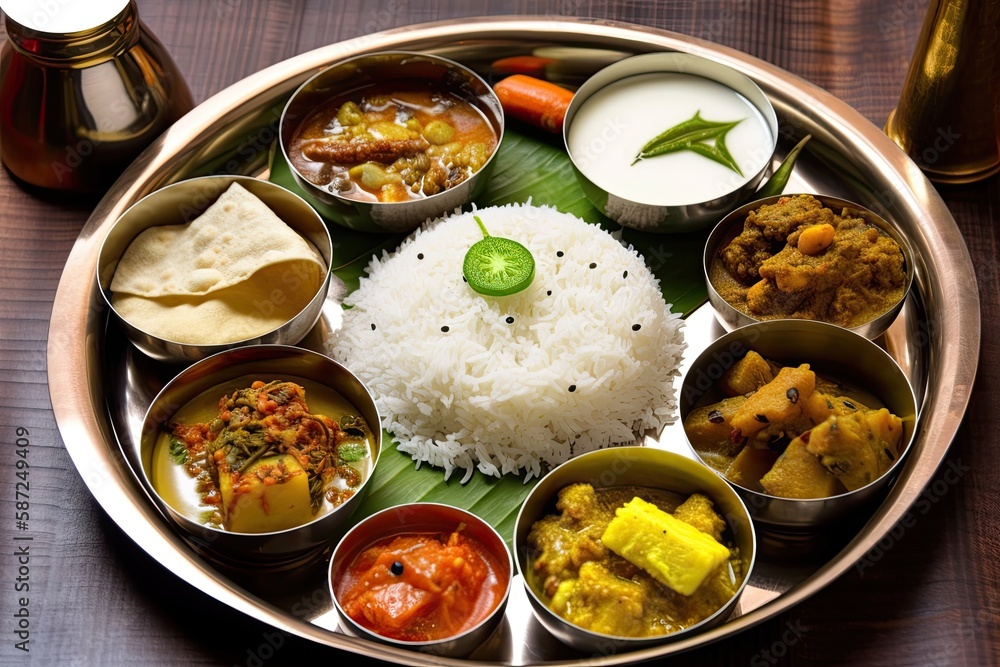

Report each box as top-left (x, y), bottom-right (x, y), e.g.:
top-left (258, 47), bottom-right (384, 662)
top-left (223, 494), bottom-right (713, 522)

top-left (269, 128), bottom-right (709, 546)
top-left (476, 128), bottom-right (709, 317)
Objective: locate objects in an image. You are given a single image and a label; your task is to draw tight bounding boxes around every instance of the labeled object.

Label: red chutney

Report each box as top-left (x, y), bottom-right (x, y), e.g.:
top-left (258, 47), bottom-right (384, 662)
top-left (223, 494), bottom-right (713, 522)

top-left (337, 530), bottom-right (507, 642)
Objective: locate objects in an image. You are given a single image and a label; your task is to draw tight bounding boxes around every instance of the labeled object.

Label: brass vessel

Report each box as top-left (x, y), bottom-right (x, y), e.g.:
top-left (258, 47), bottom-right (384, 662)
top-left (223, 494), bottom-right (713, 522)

top-left (0, 0), bottom-right (193, 193)
top-left (885, 0), bottom-right (1000, 183)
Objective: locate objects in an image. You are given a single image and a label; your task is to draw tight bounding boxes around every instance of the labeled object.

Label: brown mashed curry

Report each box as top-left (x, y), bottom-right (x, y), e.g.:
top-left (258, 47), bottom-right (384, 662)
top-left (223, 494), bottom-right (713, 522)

top-left (710, 195), bottom-right (907, 327)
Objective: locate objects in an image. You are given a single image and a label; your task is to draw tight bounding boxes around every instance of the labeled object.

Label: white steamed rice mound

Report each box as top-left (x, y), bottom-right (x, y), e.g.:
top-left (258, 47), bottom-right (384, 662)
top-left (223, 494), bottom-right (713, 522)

top-left (327, 203), bottom-right (685, 481)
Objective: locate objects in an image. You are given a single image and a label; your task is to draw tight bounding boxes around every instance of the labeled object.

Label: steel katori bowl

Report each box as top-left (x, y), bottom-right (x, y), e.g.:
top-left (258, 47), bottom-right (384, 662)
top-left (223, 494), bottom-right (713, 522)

top-left (563, 52), bottom-right (778, 233)
top-left (703, 193), bottom-right (915, 340)
top-left (329, 503), bottom-right (513, 658)
top-left (137, 345), bottom-right (381, 567)
top-left (96, 175), bottom-right (333, 364)
top-left (679, 319), bottom-right (919, 534)
top-left (513, 447), bottom-right (756, 653)
top-left (279, 51), bottom-right (504, 233)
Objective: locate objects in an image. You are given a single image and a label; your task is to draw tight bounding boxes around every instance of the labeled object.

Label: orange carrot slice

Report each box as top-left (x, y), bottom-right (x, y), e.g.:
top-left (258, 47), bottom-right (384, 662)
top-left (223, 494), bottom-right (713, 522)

top-left (490, 55), bottom-right (554, 75)
top-left (493, 74), bottom-right (574, 134)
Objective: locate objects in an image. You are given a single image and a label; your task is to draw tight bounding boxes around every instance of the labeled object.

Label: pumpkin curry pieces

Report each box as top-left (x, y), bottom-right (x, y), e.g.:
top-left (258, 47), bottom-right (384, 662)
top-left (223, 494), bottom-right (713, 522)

top-left (685, 351), bottom-right (905, 498)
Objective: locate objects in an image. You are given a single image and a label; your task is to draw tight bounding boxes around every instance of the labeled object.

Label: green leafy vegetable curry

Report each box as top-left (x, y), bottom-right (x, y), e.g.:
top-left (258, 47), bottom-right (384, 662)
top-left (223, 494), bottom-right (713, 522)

top-left (154, 378), bottom-right (373, 533)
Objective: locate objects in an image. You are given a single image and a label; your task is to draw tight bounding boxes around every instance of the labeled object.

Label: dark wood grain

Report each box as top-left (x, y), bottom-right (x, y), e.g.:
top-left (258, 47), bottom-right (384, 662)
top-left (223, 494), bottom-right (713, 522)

top-left (1, 1), bottom-right (997, 665)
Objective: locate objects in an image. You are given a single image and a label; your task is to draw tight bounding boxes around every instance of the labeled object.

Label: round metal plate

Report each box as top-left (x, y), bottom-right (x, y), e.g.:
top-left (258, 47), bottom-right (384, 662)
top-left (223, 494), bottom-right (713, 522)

top-left (47, 17), bottom-right (979, 667)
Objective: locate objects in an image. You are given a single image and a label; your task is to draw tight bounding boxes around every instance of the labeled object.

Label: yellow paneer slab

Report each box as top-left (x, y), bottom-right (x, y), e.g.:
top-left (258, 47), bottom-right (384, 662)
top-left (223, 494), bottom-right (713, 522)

top-left (220, 455), bottom-right (314, 533)
top-left (601, 497), bottom-right (730, 596)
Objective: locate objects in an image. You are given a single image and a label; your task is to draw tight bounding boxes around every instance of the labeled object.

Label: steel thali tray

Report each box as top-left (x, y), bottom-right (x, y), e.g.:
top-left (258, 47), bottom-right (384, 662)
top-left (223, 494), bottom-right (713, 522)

top-left (47, 17), bottom-right (980, 666)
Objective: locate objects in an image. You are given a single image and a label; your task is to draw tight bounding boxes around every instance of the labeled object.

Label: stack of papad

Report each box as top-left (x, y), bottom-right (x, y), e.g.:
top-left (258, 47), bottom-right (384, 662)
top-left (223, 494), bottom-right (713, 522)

top-left (110, 183), bottom-right (325, 344)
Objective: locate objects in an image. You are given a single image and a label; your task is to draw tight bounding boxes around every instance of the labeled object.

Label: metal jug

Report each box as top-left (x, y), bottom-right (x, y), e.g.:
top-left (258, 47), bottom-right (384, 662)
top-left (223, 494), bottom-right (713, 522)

top-left (885, 0), bottom-right (1000, 184)
top-left (0, 0), bottom-right (193, 193)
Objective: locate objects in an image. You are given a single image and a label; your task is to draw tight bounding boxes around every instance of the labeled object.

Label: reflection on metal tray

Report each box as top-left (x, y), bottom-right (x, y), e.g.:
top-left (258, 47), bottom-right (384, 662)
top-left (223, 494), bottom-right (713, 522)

top-left (48, 17), bottom-right (979, 667)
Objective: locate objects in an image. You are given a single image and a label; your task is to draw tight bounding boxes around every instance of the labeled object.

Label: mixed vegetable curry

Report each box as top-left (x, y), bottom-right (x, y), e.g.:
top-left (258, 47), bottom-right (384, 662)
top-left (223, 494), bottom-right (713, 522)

top-left (289, 86), bottom-right (498, 203)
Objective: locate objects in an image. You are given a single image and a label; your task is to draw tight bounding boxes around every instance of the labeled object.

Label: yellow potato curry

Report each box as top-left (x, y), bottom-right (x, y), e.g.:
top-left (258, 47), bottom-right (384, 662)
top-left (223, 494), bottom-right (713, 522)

top-left (527, 484), bottom-right (742, 638)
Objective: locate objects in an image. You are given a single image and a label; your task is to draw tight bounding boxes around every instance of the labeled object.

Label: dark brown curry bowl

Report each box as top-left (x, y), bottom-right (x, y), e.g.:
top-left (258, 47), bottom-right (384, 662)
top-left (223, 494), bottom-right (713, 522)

top-left (279, 51), bottom-right (504, 233)
top-left (679, 319), bottom-right (918, 534)
top-left (97, 175), bottom-right (333, 364)
top-left (513, 447), bottom-right (755, 653)
top-left (137, 345), bottom-right (381, 566)
top-left (329, 503), bottom-right (513, 658)
top-left (703, 193), bottom-right (914, 340)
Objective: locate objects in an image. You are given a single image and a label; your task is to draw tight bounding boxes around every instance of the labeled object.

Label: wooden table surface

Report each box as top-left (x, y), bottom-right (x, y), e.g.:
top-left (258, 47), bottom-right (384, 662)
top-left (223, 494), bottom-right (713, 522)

top-left (1, 1), bottom-right (997, 665)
